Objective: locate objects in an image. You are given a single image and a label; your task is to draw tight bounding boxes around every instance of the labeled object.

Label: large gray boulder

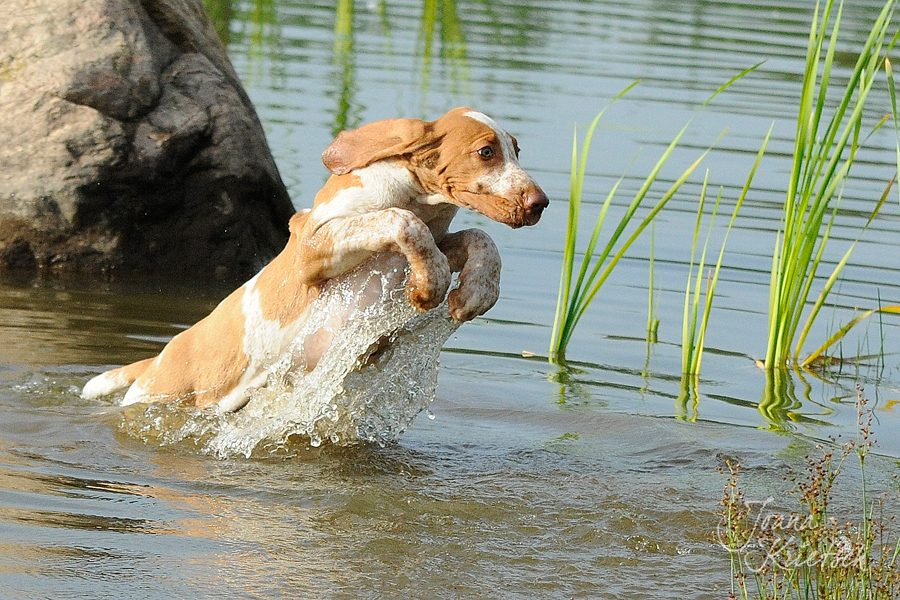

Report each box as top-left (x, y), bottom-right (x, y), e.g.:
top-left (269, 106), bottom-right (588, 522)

top-left (0, 0), bottom-right (295, 278)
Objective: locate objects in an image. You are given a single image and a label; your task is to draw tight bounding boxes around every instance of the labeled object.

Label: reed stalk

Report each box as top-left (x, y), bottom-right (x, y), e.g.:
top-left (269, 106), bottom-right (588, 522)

top-left (681, 172), bottom-right (720, 376)
top-left (889, 58), bottom-right (900, 207)
top-left (549, 67), bottom-right (758, 364)
top-left (680, 125), bottom-right (771, 377)
top-left (647, 222), bottom-right (659, 344)
top-left (765, 0), bottom-right (898, 368)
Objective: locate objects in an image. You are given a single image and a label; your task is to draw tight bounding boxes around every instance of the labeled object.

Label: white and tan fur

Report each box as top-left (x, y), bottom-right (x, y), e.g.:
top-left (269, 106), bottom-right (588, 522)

top-left (82, 107), bottom-right (549, 411)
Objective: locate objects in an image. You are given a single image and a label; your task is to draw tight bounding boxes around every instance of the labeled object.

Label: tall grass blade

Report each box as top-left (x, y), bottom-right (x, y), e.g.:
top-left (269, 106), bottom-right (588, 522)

top-left (560, 135), bottom-right (721, 353)
top-left (550, 63), bottom-right (760, 363)
top-left (888, 57), bottom-right (900, 207)
top-left (794, 175), bottom-right (893, 361)
top-left (679, 124), bottom-right (773, 378)
top-left (765, 0), bottom-right (899, 368)
top-left (681, 173), bottom-right (710, 376)
top-left (549, 82), bottom-right (638, 359)
top-left (549, 132), bottom-right (583, 361)
top-left (803, 306), bottom-right (900, 368)
top-left (647, 222), bottom-right (659, 343)
top-left (687, 125), bottom-right (773, 376)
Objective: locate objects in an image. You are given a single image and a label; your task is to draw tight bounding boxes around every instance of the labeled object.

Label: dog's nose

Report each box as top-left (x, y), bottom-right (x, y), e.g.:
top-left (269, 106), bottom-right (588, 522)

top-left (524, 187), bottom-right (549, 223)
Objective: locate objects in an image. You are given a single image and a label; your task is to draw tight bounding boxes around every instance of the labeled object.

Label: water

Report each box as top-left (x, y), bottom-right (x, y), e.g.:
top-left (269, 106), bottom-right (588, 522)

top-left (3, 0), bottom-right (900, 597)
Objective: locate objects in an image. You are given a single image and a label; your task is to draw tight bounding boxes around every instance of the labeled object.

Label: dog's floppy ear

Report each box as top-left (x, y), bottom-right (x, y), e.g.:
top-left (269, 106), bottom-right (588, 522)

top-left (322, 118), bottom-right (431, 175)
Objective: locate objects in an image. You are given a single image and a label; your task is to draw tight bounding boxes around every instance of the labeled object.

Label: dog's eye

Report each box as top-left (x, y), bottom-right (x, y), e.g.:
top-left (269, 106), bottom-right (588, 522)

top-left (477, 146), bottom-right (494, 159)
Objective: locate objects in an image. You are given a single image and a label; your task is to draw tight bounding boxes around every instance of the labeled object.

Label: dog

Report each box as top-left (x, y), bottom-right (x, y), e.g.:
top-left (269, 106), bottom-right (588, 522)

top-left (82, 107), bottom-right (548, 411)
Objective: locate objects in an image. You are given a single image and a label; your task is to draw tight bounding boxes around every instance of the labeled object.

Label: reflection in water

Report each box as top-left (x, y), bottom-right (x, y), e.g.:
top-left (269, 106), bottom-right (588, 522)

top-left (757, 366), bottom-right (801, 431)
top-left (0, 505), bottom-right (162, 534)
top-left (205, 0), bottom-right (474, 133)
top-left (332, 0), bottom-right (360, 135)
top-left (549, 350), bottom-right (689, 411)
top-left (756, 366), bottom-right (848, 432)
top-left (678, 362), bottom-right (857, 430)
top-left (418, 0), bottom-right (468, 104)
top-left (244, 0), bottom-right (281, 85)
top-left (676, 373), bottom-right (699, 422)
top-left (547, 362), bottom-right (592, 406)
top-left (330, 0), bottom-right (470, 133)
top-left (205, 0), bottom-right (282, 88)
top-left (202, 0), bottom-right (234, 46)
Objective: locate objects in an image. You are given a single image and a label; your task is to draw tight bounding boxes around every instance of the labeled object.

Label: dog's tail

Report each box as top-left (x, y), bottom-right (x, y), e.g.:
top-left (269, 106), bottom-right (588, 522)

top-left (82, 358), bottom-right (154, 400)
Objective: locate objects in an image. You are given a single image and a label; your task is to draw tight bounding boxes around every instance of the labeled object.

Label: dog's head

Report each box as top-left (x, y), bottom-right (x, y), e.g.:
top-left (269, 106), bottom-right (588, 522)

top-left (321, 107), bottom-right (549, 228)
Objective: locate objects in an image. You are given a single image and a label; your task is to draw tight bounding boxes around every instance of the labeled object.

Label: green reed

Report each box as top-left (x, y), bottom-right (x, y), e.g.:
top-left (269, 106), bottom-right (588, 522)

top-left (647, 222), bottom-right (659, 344)
top-left (202, 0), bottom-right (236, 46)
top-left (890, 58), bottom-right (900, 208)
top-left (681, 172), bottom-right (722, 377)
top-left (681, 126), bottom-right (771, 378)
top-left (765, 0), bottom-right (899, 369)
top-left (549, 69), bottom-right (758, 364)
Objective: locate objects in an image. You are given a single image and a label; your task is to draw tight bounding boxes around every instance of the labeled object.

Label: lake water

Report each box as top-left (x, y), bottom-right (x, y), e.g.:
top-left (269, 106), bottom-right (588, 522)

top-left (2, 0), bottom-right (900, 597)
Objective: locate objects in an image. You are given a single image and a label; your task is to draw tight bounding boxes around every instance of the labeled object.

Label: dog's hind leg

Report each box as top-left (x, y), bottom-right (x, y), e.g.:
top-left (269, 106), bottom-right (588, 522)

top-left (82, 358), bottom-right (155, 400)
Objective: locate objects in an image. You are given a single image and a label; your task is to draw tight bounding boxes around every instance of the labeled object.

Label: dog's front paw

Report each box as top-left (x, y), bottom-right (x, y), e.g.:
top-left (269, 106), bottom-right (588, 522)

top-left (405, 252), bottom-right (451, 311)
top-left (447, 270), bottom-right (500, 322)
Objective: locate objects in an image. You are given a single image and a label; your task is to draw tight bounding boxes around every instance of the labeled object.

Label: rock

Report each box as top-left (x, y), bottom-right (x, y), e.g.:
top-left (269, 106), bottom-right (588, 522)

top-left (0, 0), bottom-right (295, 279)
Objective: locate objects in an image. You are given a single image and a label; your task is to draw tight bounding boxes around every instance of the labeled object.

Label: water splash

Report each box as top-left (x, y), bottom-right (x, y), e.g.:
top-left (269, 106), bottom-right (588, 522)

top-left (119, 254), bottom-right (461, 457)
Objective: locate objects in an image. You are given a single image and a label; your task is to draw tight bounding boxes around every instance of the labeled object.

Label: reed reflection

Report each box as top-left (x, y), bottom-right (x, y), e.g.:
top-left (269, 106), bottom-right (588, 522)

top-left (676, 373), bottom-right (700, 422)
top-left (418, 0), bottom-right (468, 103)
top-left (203, 0), bottom-right (234, 47)
top-left (332, 0), bottom-right (360, 135)
top-left (329, 0), bottom-right (470, 134)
